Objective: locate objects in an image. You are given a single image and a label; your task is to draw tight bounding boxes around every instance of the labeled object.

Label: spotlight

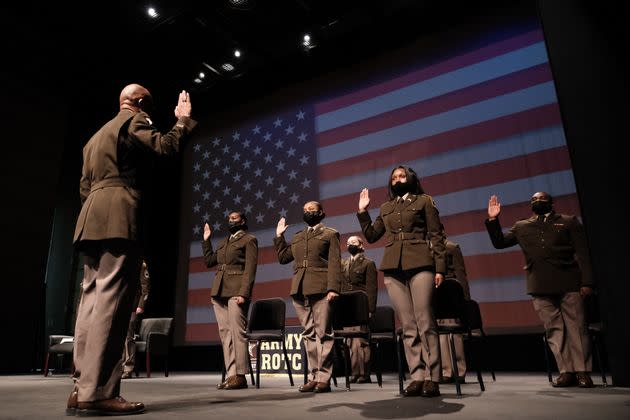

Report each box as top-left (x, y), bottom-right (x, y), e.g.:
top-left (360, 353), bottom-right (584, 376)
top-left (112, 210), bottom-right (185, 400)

top-left (194, 78), bottom-right (202, 84)
top-left (221, 63), bottom-right (235, 72)
top-left (234, 49), bottom-right (241, 58)
top-left (147, 7), bottom-right (159, 19)
top-left (199, 72), bottom-right (206, 79)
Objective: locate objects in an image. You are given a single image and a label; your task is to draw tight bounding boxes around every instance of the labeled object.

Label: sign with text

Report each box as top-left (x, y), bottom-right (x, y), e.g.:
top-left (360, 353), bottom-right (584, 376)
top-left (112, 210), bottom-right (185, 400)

top-left (249, 326), bottom-right (304, 374)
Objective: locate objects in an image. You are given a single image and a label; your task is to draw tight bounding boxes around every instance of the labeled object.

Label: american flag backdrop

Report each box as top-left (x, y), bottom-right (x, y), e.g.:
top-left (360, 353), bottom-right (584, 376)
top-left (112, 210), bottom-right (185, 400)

top-left (182, 27), bottom-right (582, 343)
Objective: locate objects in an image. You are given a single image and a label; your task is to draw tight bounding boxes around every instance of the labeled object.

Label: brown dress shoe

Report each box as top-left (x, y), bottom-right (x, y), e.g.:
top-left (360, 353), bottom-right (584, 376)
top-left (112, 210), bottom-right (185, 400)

top-left (440, 376), bottom-right (453, 384)
top-left (217, 376), bottom-right (233, 390)
top-left (421, 380), bottom-right (441, 397)
top-left (403, 380), bottom-right (423, 397)
top-left (314, 382), bottom-right (331, 393)
top-left (224, 375), bottom-right (248, 390)
top-left (299, 380), bottom-right (318, 392)
top-left (576, 372), bottom-right (594, 388)
top-left (350, 375), bottom-right (360, 383)
top-left (356, 375), bottom-right (372, 384)
top-left (66, 389), bottom-right (78, 416)
top-left (552, 372), bottom-right (577, 387)
top-left (76, 396), bottom-right (145, 416)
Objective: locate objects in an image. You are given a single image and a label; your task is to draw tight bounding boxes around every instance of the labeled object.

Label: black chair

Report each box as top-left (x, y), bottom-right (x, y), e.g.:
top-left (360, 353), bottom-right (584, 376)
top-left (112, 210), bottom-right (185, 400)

top-left (44, 335), bottom-right (74, 377)
top-left (245, 298), bottom-right (294, 388)
top-left (542, 293), bottom-right (607, 386)
top-left (434, 278), bottom-right (485, 396)
top-left (369, 306), bottom-right (404, 394)
top-left (331, 290), bottom-right (371, 391)
top-left (135, 317), bottom-right (173, 378)
top-left (464, 299), bottom-right (496, 382)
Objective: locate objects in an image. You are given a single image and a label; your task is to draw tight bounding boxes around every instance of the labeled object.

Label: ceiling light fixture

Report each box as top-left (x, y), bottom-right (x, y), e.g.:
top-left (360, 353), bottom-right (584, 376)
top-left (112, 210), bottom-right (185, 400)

top-left (147, 7), bottom-right (159, 19)
top-left (221, 63), bottom-right (235, 72)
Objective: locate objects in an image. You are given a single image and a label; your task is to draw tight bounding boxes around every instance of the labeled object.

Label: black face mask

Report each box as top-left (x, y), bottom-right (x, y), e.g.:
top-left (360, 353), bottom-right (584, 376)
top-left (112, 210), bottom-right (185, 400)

top-left (531, 201), bottom-right (552, 215)
top-left (228, 221), bottom-right (246, 234)
top-left (347, 245), bottom-right (361, 255)
top-left (303, 211), bottom-right (323, 227)
top-left (391, 181), bottom-right (411, 197)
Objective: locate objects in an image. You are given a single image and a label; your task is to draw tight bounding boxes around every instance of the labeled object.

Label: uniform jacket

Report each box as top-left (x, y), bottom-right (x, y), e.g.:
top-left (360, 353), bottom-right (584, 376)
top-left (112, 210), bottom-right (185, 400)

top-left (274, 224), bottom-right (342, 297)
top-left (445, 240), bottom-right (470, 300)
top-left (202, 230), bottom-right (258, 298)
top-left (357, 194), bottom-right (446, 274)
top-left (74, 110), bottom-right (197, 244)
top-left (485, 212), bottom-right (594, 295)
top-left (134, 261), bottom-right (151, 310)
top-left (341, 253), bottom-right (378, 313)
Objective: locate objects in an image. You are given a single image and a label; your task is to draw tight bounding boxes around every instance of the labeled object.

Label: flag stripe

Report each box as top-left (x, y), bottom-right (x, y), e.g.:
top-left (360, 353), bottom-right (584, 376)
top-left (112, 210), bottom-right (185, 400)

top-left (317, 63), bottom-right (552, 148)
top-left (314, 30), bottom-right (544, 115)
top-left (317, 82), bottom-right (558, 166)
top-left (318, 104), bottom-right (561, 182)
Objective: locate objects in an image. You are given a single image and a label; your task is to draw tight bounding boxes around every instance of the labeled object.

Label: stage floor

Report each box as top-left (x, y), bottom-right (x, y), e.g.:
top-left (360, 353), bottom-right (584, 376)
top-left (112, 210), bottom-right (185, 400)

top-left (0, 372), bottom-right (628, 419)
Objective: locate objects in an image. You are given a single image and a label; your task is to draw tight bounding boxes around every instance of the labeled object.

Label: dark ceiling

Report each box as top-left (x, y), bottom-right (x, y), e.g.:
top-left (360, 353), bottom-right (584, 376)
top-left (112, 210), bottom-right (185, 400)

top-left (3, 1), bottom-right (474, 106)
top-left (4, 0), bottom-right (532, 122)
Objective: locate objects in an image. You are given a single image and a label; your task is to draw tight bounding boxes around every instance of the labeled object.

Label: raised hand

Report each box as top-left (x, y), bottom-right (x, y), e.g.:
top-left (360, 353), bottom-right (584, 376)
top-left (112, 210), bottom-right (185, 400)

top-left (203, 223), bottom-right (212, 241)
top-left (358, 188), bottom-right (370, 212)
top-left (276, 217), bottom-right (288, 237)
top-left (488, 195), bottom-right (501, 219)
top-left (175, 90), bottom-right (191, 118)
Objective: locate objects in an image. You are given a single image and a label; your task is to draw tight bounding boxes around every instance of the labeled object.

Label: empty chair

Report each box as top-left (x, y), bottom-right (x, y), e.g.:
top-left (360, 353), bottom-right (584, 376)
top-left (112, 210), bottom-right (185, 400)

top-left (245, 298), bottom-right (294, 388)
top-left (433, 278), bottom-right (485, 396)
top-left (369, 306), bottom-right (404, 394)
top-left (44, 335), bottom-right (74, 377)
top-left (331, 290), bottom-right (371, 391)
top-left (134, 317), bottom-right (173, 378)
top-left (464, 299), bottom-right (496, 381)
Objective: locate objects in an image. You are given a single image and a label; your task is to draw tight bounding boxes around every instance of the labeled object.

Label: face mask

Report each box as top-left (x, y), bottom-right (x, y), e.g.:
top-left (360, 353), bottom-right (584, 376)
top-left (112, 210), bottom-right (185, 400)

top-left (391, 181), bottom-right (410, 197)
top-left (531, 201), bottom-right (552, 215)
top-left (303, 211), bottom-right (323, 226)
top-left (228, 221), bottom-right (245, 234)
top-left (347, 245), bottom-right (361, 255)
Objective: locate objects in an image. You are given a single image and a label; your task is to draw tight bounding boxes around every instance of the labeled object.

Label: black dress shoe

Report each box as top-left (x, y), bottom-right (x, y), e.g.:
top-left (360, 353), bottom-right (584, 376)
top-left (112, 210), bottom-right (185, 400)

top-left (76, 396), bottom-right (145, 416)
top-left (440, 376), bottom-right (453, 384)
top-left (224, 375), bottom-right (248, 390)
top-left (314, 382), bottom-right (331, 393)
top-left (66, 389), bottom-right (78, 416)
top-left (403, 380), bottom-right (423, 397)
top-left (576, 372), bottom-right (594, 388)
top-left (350, 375), bottom-right (360, 383)
top-left (299, 380), bottom-right (318, 392)
top-left (421, 380), bottom-right (441, 397)
top-left (356, 375), bottom-right (372, 384)
top-left (552, 372), bottom-right (577, 388)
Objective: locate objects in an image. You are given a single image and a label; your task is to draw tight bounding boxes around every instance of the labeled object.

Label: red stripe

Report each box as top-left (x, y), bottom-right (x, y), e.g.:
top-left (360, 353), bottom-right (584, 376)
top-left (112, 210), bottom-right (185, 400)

top-left (320, 145), bottom-right (571, 217)
top-left (315, 30), bottom-right (544, 115)
top-left (187, 194), bottom-right (581, 273)
top-left (317, 64), bottom-right (552, 147)
top-left (317, 104), bottom-right (562, 182)
top-left (480, 300), bottom-right (540, 329)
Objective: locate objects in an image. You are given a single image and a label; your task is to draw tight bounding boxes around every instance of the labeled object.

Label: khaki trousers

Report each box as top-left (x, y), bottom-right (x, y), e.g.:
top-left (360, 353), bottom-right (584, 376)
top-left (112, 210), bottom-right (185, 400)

top-left (343, 326), bottom-right (371, 376)
top-left (385, 270), bottom-right (441, 382)
top-left (122, 312), bottom-right (141, 373)
top-left (533, 292), bottom-right (592, 373)
top-left (439, 333), bottom-right (466, 378)
top-left (73, 240), bottom-right (140, 402)
top-left (213, 297), bottom-right (250, 376)
top-left (293, 295), bottom-right (334, 383)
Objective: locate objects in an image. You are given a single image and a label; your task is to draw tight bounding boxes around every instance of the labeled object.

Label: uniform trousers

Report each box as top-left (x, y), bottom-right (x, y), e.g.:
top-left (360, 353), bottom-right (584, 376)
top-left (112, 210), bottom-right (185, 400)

top-left (293, 295), bottom-right (334, 383)
top-left (212, 297), bottom-right (250, 376)
top-left (384, 270), bottom-right (441, 382)
top-left (532, 292), bottom-right (592, 373)
top-left (73, 239), bottom-right (140, 402)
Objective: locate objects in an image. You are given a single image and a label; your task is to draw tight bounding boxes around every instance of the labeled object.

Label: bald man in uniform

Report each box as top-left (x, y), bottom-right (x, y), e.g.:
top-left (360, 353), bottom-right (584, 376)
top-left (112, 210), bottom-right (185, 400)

top-left (67, 84), bottom-right (196, 416)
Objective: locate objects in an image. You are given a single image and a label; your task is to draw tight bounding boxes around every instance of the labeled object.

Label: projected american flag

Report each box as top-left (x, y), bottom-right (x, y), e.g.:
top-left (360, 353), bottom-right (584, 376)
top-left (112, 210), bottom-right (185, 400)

top-left (183, 27), bottom-right (581, 342)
